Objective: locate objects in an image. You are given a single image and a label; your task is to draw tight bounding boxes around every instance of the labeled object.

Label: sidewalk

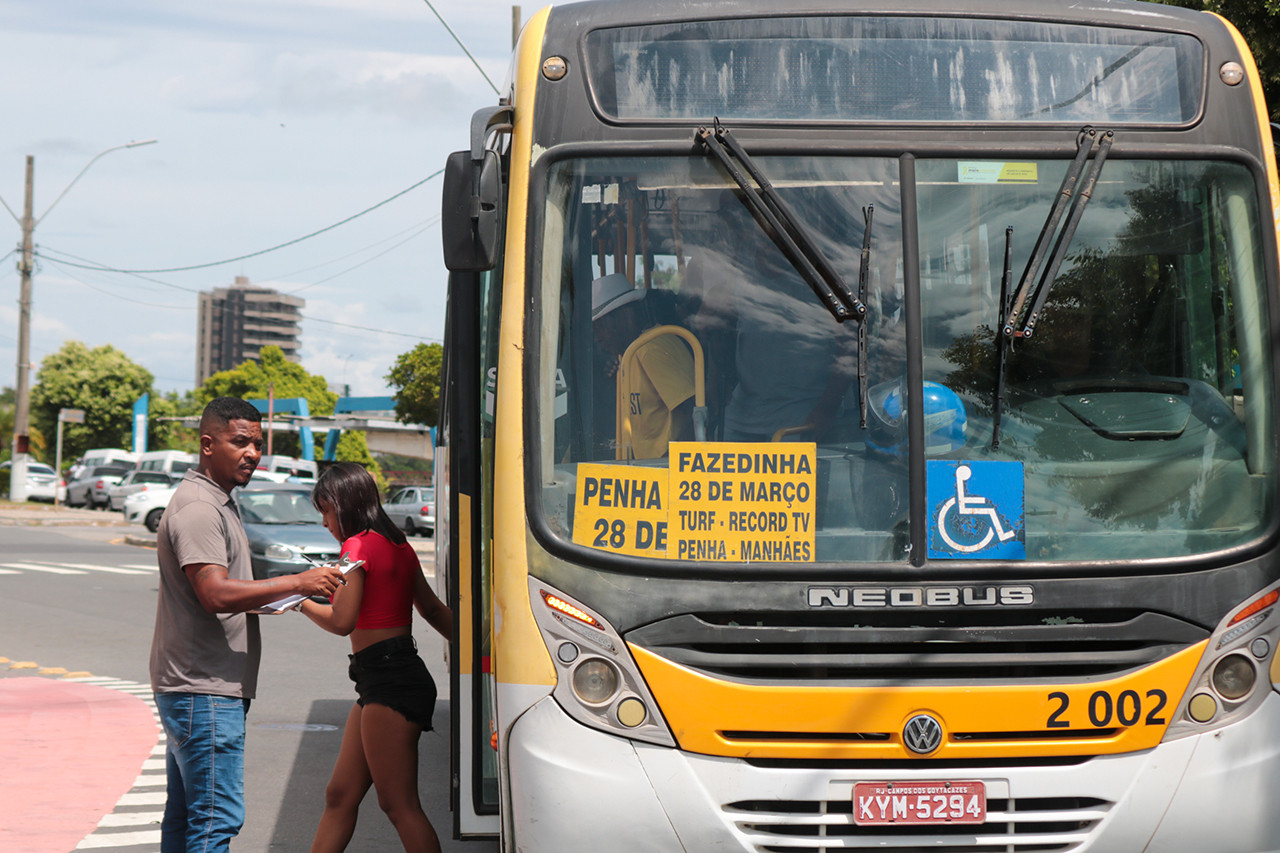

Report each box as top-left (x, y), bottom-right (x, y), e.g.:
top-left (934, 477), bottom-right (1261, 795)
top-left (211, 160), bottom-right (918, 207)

top-left (0, 501), bottom-right (128, 527)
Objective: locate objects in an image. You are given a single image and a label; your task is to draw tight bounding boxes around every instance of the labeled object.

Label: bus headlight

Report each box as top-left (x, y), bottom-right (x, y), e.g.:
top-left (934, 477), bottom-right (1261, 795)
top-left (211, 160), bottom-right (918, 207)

top-left (572, 658), bottom-right (620, 704)
top-left (529, 579), bottom-right (675, 747)
top-left (1212, 655), bottom-right (1256, 700)
top-left (1165, 584), bottom-right (1279, 742)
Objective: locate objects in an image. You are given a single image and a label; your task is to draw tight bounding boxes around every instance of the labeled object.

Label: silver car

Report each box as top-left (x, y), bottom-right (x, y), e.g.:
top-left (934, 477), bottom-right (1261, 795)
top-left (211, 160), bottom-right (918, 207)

top-left (234, 482), bottom-right (342, 580)
top-left (107, 470), bottom-right (178, 511)
top-left (64, 464), bottom-right (132, 508)
top-left (385, 486), bottom-right (434, 538)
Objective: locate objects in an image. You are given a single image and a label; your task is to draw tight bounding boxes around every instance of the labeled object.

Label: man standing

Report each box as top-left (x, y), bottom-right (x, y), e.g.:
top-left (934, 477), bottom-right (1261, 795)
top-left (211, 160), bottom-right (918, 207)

top-left (149, 397), bottom-right (344, 852)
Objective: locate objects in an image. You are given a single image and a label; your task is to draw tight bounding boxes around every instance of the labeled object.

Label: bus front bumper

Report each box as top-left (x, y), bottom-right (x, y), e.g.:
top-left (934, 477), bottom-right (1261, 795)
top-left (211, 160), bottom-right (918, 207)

top-left (506, 693), bottom-right (1280, 852)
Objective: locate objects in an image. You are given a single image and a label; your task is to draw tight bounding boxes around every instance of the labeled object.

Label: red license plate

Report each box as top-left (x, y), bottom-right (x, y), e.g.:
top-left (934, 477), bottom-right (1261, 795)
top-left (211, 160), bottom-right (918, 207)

top-left (853, 780), bottom-right (986, 826)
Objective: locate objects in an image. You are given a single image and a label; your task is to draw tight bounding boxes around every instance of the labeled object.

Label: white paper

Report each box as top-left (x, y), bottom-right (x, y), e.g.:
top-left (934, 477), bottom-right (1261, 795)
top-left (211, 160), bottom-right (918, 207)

top-left (256, 556), bottom-right (363, 614)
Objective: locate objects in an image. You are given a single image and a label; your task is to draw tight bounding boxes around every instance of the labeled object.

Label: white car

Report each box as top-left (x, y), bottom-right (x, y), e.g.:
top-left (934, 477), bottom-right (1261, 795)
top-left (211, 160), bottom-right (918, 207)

top-left (124, 485), bottom-right (177, 533)
top-left (0, 461), bottom-right (66, 503)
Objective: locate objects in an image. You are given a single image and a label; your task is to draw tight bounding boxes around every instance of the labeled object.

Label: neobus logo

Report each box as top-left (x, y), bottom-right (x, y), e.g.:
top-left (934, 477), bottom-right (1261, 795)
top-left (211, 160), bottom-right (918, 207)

top-left (807, 585), bottom-right (1034, 608)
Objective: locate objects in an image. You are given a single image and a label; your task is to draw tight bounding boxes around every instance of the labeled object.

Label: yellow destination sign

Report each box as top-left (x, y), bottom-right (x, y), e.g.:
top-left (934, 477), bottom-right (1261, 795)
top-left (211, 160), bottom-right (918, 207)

top-left (572, 463), bottom-right (669, 557)
top-left (668, 442), bottom-right (817, 562)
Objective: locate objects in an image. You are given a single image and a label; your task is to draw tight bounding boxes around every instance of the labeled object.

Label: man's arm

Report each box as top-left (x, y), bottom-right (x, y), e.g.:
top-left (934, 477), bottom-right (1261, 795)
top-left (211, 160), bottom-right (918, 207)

top-left (184, 562), bottom-right (344, 614)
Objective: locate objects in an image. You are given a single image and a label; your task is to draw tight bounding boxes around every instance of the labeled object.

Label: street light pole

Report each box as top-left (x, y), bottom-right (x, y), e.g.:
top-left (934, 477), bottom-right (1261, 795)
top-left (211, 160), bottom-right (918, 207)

top-left (7, 139), bottom-right (157, 502)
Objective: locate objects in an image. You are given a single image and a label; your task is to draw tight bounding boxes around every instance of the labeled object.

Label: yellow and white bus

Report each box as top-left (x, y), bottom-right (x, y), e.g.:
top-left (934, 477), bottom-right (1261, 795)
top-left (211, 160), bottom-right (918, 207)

top-left (438, 1), bottom-right (1280, 849)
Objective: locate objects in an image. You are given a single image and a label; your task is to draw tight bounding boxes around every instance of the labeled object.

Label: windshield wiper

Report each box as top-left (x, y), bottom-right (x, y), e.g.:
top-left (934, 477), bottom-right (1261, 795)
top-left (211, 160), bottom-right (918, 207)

top-left (696, 120), bottom-right (866, 324)
top-left (993, 128), bottom-right (1113, 448)
top-left (1003, 127), bottom-right (1113, 339)
top-left (992, 226), bottom-right (1014, 449)
top-left (857, 204), bottom-right (874, 428)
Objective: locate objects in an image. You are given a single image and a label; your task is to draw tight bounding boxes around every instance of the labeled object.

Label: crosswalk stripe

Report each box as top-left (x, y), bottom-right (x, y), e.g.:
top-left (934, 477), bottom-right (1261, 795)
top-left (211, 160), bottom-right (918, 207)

top-left (39, 562), bottom-right (150, 575)
top-left (0, 562), bottom-right (87, 575)
top-left (0, 561), bottom-right (157, 576)
top-left (131, 773), bottom-right (166, 788)
top-left (98, 810), bottom-right (164, 827)
top-left (75, 829), bottom-right (162, 848)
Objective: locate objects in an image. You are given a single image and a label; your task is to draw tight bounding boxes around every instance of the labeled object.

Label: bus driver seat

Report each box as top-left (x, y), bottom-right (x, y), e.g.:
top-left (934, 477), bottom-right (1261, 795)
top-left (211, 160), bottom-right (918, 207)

top-left (591, 273), bottom-right (708, 460)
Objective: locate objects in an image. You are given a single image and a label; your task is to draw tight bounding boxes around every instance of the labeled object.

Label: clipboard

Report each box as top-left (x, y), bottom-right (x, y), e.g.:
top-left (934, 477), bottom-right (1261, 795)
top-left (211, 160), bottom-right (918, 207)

top-left (255, 554), bottom-right (365, 614)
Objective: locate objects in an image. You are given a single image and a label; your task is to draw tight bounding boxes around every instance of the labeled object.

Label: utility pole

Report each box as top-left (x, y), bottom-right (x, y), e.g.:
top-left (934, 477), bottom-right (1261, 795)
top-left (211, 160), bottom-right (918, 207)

top-left (6, 140), bottom-right (157, 503)
top-left (9, 156), bottom-right (35, 502)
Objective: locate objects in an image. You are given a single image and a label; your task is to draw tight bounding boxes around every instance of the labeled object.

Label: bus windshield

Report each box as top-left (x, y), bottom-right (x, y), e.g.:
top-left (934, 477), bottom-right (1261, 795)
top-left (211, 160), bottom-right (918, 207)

top-left (535, 153), bottom-right (1273, 564)
top-left (585, 16), bottom-right (1204, 125)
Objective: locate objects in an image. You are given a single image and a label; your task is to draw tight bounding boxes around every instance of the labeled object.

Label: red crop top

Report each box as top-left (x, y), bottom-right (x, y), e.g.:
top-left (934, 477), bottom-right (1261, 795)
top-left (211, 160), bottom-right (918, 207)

top-left (341, 531), bottom-right (419, 630)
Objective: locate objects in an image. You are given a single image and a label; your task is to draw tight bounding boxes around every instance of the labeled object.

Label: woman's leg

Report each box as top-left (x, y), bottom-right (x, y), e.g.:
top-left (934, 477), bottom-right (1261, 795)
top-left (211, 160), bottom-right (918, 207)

top-left (361, 703), bottom-right (441, 853)
top-left (309, 703), bottom-right (373, 853)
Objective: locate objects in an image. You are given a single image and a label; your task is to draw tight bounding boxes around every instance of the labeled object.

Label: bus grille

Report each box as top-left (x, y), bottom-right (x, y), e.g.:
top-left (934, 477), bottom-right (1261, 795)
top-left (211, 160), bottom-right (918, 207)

top-left (625, 610), bottom-right (1206, 683)
top-left (726, 795), bottom-right (1110, 852)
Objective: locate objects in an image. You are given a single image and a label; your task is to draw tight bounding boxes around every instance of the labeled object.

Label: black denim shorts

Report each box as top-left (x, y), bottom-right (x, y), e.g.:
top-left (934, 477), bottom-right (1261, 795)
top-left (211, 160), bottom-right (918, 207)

top-left (347, 635), bottom-right (437, 730)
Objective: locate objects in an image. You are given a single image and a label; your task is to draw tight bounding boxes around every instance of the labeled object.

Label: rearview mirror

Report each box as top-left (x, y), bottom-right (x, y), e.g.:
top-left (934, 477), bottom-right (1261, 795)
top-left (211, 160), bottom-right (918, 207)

top-left (442, 149), bottom-right (503, 272)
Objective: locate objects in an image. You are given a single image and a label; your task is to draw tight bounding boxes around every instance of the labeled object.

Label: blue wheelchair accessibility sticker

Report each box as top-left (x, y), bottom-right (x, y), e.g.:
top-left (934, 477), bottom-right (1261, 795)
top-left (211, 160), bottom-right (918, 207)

top-left (927, 460), bottom-right (1025, 559)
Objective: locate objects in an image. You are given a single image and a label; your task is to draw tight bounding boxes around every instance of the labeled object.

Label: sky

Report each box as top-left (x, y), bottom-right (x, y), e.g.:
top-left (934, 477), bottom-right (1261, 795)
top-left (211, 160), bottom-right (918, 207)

top-left (0, 0), bottom-right (524, 399)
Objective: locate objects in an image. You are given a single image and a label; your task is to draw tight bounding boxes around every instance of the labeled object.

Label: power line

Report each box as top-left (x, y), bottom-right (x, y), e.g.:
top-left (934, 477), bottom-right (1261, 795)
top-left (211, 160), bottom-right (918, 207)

top-left (35, 247), bottom-right (201, 292)
top-left (40, 258), bottom-right (193, 310)
top-left (421, 0), bottom-right (501, 96)
top-left (270, 216), bottom-right (439, 281)
top-left (287, 220), bottom-right (436, 294)
top-left (42, 170), bottom-right (443, 275)
top-left (303, 313), bottom-right (440, 343)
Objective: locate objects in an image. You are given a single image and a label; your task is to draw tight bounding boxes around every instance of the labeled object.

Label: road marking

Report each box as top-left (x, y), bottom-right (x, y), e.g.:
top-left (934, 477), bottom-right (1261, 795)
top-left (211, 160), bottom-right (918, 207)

top-left (43, 561), bottom-right (151, 575)
top-left (0, 561), bottom-right (153, 576)
top-left (75, 829), bottom-right (162, 848)
top-left (56, 675), bottom-right (168, 850)
top-left (114, 790), bottom-right (167, 806)
top-left (1, 562), bottom-right (87, 574)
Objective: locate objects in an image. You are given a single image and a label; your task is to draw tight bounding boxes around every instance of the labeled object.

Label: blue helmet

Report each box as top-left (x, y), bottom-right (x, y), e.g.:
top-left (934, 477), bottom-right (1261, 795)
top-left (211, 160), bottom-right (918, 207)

top-left (866, 380), bottom-right (967, 455)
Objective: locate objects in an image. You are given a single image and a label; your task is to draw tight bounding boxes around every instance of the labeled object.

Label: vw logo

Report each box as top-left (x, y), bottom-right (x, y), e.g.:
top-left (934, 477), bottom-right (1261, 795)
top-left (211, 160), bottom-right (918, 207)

top-left (903, 714), bottom-right (944, 755)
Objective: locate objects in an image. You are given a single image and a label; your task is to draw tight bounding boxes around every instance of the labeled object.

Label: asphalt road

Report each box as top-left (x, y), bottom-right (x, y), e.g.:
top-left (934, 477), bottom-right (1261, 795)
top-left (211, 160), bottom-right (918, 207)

top-left (0, 519), bottom-right (495, 853)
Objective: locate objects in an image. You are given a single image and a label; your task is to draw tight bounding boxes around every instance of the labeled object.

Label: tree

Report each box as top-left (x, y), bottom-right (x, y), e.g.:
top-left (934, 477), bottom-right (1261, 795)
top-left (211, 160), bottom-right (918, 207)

top-left (149, 391), bottom-right (202, 455)
top-left (386, 343), bottom-right (443, 427)
top-left (30, 341), bottom-right (152, 464)
top-left (198, 346), bottom-right (337, 458)
top-left (1149, 0), bottom-right (1280, 120)
top-left (333, 430), bottom-right (387, 492)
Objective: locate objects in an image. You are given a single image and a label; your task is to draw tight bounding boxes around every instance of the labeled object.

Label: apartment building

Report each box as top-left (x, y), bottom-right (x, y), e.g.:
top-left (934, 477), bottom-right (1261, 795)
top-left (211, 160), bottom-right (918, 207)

top-left (195, 275), bottom-right (304, 385)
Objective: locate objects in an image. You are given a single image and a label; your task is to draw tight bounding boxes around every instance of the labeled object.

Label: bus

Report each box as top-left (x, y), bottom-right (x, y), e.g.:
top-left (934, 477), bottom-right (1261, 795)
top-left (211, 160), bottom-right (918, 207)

top-left (437, 0), bottom-right (1280, 849)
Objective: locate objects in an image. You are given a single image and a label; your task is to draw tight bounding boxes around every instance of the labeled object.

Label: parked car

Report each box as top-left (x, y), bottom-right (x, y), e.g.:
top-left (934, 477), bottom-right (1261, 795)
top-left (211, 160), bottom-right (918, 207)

top-left (107, 470), bottom-right (179, 511)
top-left (75, 448), bottom-right (137, 477)
top-left (134, 450), bottom-right (198, 476)
top-left (234, 482), bottom-right (341, 580)
top-left (0, 460), bottom-right (66, 503)
top-left (65, 464), bottom-right (133, 508)
top-left (124, 485), bottom-right (177, 533)
top-left (124, 473), bottom-right (283, 534)
top-left (385, 486), bottom-right (434, 538)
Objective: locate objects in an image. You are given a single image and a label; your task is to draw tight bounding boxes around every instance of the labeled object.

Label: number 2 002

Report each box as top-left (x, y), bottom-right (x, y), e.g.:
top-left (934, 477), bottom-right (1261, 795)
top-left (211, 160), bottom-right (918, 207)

top-left (1046, 689), bottom-right (1168, 728)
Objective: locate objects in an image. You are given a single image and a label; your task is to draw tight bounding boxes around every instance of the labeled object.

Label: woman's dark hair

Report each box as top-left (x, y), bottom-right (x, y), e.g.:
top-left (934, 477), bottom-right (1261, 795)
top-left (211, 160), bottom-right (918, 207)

top-left (310, 462), bottom-right (406, 545)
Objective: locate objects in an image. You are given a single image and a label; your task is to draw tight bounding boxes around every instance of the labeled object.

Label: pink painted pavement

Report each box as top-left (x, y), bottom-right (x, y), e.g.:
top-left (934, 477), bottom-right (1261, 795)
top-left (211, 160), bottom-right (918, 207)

top-left (0, 677), bottom-right (158, 852)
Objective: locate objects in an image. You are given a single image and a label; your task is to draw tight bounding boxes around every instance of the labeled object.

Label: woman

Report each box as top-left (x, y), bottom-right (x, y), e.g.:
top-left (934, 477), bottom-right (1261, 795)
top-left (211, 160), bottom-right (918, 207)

top-left (298, 463), bottom-right (452, 853)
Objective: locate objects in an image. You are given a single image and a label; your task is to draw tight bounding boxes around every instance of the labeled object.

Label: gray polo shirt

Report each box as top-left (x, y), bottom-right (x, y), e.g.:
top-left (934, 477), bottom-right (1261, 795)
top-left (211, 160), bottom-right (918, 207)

top-left (149, 469), bottom-right (261, 698)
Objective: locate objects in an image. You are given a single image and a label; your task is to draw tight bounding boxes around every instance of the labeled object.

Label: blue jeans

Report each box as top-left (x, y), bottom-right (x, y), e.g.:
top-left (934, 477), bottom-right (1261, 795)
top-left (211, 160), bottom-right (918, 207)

top-left (155, 693), bottom-right (249, 853)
